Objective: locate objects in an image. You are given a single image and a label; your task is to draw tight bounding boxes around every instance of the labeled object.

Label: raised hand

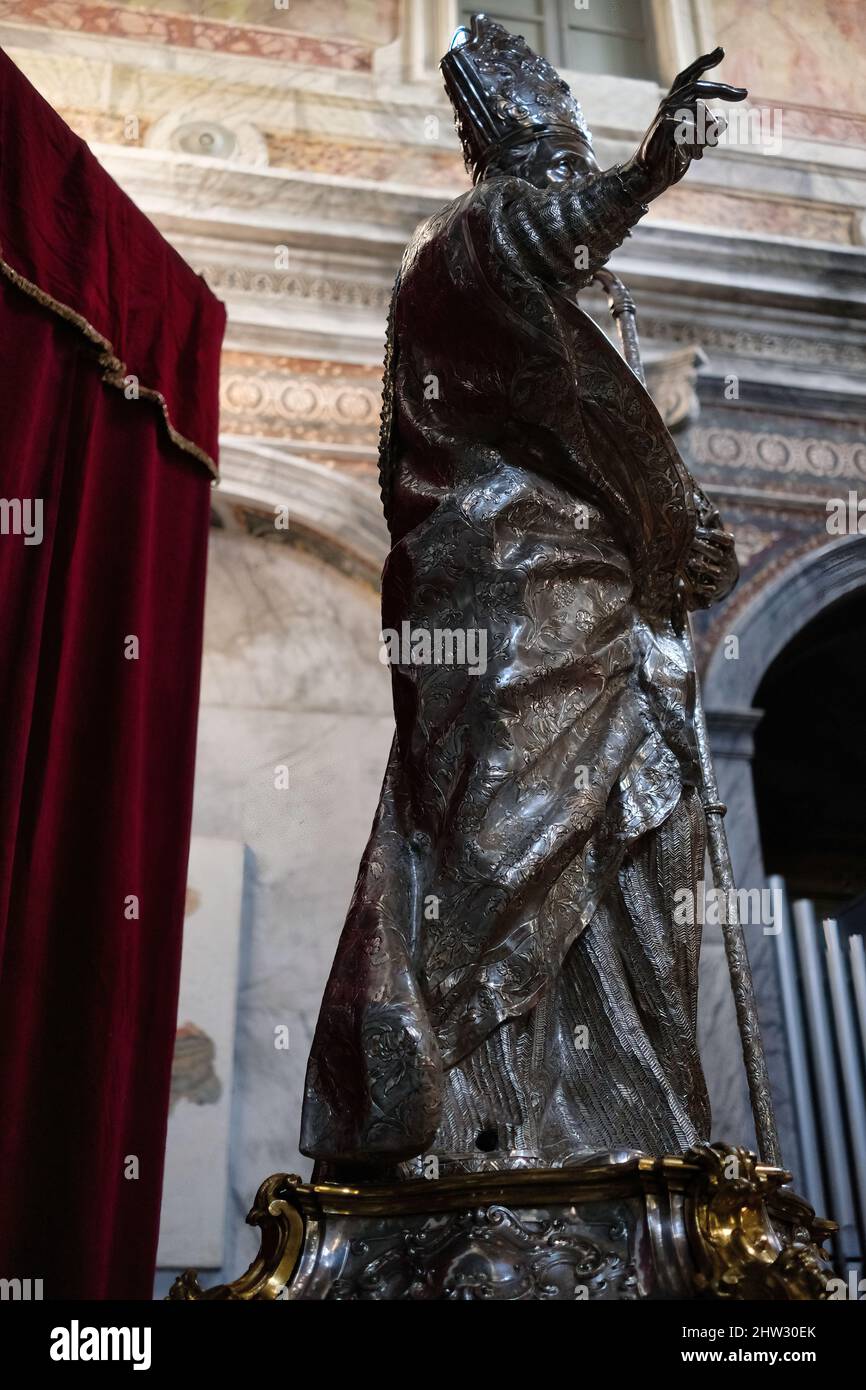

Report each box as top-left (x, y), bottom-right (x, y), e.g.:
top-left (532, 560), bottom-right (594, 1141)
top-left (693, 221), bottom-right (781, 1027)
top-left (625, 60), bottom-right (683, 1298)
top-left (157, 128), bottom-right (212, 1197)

top-left (624, 48), bottom-right (747, 203)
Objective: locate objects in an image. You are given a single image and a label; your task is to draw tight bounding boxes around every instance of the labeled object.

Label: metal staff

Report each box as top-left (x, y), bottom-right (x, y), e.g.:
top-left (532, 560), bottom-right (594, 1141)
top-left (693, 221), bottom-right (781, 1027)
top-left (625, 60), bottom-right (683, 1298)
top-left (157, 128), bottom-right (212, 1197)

top-left (594, 268), bottom-right (782, 1168)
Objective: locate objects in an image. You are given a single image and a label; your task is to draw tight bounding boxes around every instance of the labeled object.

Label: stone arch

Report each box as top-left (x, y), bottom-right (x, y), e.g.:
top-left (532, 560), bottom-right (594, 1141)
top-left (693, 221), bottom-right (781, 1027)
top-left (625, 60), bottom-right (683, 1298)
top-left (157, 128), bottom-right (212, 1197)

top-left (704, 533), bottom-right (866, 707)
top-left (697, 533), bottom-right (866, 1178)
top-left (213, 439), bottom-right (389, 588)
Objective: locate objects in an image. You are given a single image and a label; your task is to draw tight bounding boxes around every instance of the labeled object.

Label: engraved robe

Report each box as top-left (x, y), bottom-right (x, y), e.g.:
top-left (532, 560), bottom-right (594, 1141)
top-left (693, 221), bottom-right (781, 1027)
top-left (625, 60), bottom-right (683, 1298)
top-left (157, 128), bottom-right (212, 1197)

top-left (300, 166), bottom-right (737, 1170)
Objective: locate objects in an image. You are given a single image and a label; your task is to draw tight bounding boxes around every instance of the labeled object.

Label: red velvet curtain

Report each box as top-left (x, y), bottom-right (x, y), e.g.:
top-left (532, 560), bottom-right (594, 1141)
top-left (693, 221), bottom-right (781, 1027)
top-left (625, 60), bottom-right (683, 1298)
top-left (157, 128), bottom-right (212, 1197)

top-left (0, 50), bottom-right (225, 1299)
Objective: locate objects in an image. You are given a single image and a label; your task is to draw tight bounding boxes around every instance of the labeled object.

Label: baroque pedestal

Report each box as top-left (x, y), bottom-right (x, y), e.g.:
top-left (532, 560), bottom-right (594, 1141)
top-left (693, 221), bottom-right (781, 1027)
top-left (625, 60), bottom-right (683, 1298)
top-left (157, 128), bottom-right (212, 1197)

top-left (169, 1144), bottom-right (833, 1301)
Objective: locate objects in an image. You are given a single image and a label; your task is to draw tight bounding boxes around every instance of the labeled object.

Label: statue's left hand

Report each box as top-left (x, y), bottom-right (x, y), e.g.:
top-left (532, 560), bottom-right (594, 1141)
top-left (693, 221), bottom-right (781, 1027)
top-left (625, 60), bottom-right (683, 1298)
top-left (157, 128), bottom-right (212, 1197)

top-left (680, 483), bottom-right (739, 608)
top-left (683, 525), bottom-right (737, 608)
top-left (623, 48), bottom-right (747, 203)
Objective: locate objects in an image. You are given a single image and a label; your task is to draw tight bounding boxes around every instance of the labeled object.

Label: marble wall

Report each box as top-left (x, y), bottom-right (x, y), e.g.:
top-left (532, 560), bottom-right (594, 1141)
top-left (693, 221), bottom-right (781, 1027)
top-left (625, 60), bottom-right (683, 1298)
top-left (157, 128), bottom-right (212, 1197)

top-left (134, 0), bottom-right (400, 44)
top-left (714, 0), bottom-right (866, 117)
top-left (154, 529), bottom-right (392, 1293)
top-left (0, 0), bottom-right (400, 69)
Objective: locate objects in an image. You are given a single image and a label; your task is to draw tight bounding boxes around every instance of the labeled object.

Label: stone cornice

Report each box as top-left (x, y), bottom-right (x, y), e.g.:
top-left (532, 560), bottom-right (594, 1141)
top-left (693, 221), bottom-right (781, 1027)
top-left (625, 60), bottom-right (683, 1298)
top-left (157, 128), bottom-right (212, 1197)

top-left (612, 224), bottom-right (866, 313)
top-left (93, 145), bottom-right (432, 257)
top-left (95, 143), bottom-right (866, 294)
top-left (696, 376), bottom-right (866, 422)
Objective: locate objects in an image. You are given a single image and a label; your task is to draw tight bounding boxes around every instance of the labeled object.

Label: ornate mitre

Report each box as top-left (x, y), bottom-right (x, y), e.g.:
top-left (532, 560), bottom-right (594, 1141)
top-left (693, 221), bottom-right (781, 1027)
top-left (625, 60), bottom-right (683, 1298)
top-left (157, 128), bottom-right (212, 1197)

top-left (441, 12), bottom-right (593, 181)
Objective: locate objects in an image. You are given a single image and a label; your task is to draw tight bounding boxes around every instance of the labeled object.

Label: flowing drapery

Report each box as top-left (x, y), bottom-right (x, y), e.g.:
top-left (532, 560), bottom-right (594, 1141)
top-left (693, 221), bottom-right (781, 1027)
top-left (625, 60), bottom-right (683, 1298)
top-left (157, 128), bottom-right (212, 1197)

top-left (0, 49), bottom-right (225, 1299)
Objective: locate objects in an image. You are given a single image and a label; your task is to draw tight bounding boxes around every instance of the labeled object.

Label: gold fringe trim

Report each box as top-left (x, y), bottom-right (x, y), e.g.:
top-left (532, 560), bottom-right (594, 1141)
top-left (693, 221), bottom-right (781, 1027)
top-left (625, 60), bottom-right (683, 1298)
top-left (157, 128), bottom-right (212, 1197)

top-left (0, 253), bottom-right (219, 480)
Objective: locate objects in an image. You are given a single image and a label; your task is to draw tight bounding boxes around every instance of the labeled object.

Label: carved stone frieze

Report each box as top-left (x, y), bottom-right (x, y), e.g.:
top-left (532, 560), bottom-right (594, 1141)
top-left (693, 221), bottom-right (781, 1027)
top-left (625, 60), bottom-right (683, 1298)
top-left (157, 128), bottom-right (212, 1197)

top-left (201, 264), bottom-right (393, 313)
top-left (218, 353), bottom-right (383, 451)
top-left (641, 316), bottom-right (866, 373)
top-left (690, 426), bottom-right (866, 484)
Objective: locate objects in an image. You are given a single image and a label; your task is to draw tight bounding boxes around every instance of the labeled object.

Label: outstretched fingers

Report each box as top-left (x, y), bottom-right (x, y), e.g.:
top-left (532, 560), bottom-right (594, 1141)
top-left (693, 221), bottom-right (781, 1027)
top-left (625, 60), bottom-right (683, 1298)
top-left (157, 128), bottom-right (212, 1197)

top-left (667, 79), bottom-right (749, 106)
top-left (669, 47), bottom-right (725, 92)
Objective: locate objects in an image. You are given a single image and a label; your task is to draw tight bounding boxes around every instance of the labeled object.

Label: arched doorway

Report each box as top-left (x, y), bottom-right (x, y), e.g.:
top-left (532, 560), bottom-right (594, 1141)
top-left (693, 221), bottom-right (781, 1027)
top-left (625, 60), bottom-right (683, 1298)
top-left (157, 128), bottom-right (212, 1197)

top-left (700, 533), bottom-right (866, 1188)
top-left (752, 588), bottom-right (866, 917)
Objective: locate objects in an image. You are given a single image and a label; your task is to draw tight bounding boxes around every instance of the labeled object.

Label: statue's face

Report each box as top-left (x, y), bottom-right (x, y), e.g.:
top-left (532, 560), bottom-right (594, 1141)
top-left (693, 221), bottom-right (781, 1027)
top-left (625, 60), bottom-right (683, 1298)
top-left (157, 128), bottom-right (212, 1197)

top-left (485, 132), bottom-right (600, 188)
top-left (536, 134), bottom-right (600, 186)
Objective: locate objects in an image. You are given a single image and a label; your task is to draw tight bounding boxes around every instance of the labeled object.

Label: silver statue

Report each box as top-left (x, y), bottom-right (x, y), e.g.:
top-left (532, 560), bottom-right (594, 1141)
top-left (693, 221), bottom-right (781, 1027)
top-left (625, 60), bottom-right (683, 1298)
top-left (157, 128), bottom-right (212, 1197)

top-left (300, 14), bottom-right (760, 1178)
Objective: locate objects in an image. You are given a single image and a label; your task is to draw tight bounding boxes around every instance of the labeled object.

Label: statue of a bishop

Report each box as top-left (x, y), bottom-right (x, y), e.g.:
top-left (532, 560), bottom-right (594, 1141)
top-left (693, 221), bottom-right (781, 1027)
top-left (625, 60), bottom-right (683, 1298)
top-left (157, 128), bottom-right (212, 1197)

top-left (301, 14), bottom-right (746, 1178)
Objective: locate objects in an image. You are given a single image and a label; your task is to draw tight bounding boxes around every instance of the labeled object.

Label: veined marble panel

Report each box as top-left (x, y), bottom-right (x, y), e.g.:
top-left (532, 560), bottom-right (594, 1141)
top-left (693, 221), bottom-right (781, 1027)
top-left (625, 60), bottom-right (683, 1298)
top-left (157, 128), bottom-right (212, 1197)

top-left (648, 185), bottom-right (860, 246)
top-left (0, 0), bottom-right (394, 67)
top-left (714, 0), bottom-right (866, 118)
top-left (157, 835), bottom-right (245, 1269)
top-left (153, 530), bottom-right (393, 1293)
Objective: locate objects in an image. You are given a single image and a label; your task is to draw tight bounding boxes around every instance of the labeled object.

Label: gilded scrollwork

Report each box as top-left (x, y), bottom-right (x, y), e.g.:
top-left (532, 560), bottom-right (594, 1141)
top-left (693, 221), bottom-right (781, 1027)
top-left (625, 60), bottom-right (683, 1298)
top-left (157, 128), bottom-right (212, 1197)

top-left (168, 1174), bottom-right (307, 1302)
top-left (685, 1145), bottom-right (833, 1301)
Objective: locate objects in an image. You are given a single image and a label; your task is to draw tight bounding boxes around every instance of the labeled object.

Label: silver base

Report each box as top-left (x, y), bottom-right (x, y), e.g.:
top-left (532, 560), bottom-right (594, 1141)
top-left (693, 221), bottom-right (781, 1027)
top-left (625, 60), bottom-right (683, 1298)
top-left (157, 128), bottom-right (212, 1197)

top-left (170, 1145), bottom-right (834, 1302)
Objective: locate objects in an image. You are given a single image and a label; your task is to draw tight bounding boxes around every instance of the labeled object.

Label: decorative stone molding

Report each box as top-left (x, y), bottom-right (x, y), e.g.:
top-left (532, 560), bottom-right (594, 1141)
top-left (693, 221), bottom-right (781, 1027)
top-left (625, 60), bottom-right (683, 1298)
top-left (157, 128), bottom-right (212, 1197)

top-left (146, 110), bottom-right (269, 166)
top-left (643, 315), bottom-right (866, 373)
top-left (731, 524), bottom-right (781, 566)
top-left (691, 427), bottom-right (866, 484)
top-left (644, 345), bottom-right (706, 431)
top-left (217, 353), bottom-right (383, 456)
top-left (214, 437), bottom-right (388, 584)
top-left (200, 265), bottom-right (393, 314)
top-left (705, 708), bottom-right (765, 765)
top-left (213, 342), bottom-right (710, 461)
top-left (94, 145), bottom-right (436, 252)
top-left (220, 378), bottom-right (380, 446)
